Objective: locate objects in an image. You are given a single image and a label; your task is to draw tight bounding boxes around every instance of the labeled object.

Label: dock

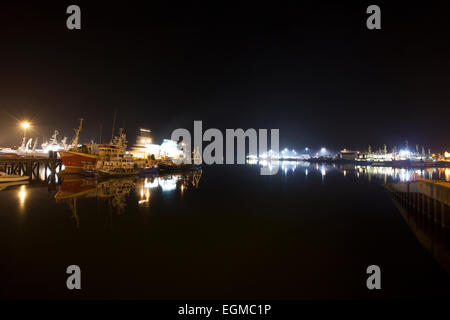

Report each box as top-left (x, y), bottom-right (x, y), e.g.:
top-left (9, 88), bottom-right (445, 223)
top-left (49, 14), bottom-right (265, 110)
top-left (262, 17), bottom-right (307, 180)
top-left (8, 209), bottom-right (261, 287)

top-left (386, 179), bottom-right (450, 228)
top-left (389, 194), bottom-right (450, 274)
top-left (0, 151), bottom-right (62, 181)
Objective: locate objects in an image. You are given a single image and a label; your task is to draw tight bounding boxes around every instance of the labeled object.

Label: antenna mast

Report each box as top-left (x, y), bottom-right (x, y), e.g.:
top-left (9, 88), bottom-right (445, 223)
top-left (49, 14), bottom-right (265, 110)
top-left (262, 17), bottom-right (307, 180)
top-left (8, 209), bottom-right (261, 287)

top-left (111, 109), bottom-right (117, 144)
top-left (70, 118), bottom-right (84, 148)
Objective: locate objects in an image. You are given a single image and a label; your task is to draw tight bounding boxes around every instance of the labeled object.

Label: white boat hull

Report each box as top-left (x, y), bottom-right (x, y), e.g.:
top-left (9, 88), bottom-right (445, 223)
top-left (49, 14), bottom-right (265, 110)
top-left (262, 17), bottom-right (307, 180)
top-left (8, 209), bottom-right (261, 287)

top-left (0, 180), bottom-right (29, 191)
top-left (0, 175), bottom-right (29, 183)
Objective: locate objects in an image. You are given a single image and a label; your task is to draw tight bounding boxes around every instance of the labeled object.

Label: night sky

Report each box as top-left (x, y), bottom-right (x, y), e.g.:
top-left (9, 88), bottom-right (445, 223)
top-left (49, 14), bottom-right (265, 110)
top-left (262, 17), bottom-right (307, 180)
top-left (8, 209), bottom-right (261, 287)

top-left (0, 1), bottom-right (449, 152)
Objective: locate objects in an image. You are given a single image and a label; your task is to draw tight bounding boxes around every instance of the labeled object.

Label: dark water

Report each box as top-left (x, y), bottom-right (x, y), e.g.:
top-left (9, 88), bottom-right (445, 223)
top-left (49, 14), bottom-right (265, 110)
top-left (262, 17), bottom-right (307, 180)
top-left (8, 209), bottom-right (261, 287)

top-left (1, 163), bottom-right (449, 299)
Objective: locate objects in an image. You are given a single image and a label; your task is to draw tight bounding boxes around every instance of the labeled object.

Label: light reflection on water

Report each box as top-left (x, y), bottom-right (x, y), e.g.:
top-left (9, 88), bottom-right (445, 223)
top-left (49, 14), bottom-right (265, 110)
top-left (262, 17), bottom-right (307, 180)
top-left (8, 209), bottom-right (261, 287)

top-left (18, 184), bottom-right (27, 211)
top-left (251, 160), bottom-right (450, 183)
top-left (52, 170), bottom-right (203, 226)
top-left (3, 163), bottom-right (449, 219)
top-left (0, 170), bottom-right (202, 228)
top-left (251, 160), bottom-right (450, 277)
top-left (1, 163), bottom-right (450, 298)
top-left (347, 165), bottom-right (449, 182)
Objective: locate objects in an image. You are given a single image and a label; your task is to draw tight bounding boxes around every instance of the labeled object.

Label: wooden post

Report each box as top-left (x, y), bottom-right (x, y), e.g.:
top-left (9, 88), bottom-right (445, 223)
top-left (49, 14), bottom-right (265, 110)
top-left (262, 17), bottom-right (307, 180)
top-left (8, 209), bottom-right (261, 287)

top-left (34, 162), bottom-right (39, 180)
top-left (441, 203), bottom-right (447, 228)
top-left (420, 194), bottom-right (424, 215)
top-left (26, 161), bottom-right (32, 180)
top-left (414, 192), bottom-right (418, 211)
top-left (434, 199), bottom-right (438, 223)
top-left (417, 193), bottom-right (420, 212)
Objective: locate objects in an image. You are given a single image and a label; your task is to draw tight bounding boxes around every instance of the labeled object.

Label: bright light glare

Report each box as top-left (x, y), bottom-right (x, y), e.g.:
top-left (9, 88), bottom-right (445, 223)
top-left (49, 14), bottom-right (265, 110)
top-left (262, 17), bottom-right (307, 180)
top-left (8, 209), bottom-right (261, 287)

top-left (21, 122), bottom-right (30, 129)
top-left (160, 179), bottom-right (177, 192)
top-left (399, 149), bottom-right (410, 156)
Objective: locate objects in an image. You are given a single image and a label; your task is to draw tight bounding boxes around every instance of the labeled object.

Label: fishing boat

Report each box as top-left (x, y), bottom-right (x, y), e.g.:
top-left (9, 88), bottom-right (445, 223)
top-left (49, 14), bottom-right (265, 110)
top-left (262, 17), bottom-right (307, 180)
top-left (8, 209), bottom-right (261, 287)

top-left (58, 119), bottom-right (98, 174)
top-left (98, 167), bottom-right (138, 178)
top-left (409, 159), bottom-right (435, 167)
top-left (0, 172), bottom-right (29, 182)
top-left (138, 166), bottom-right (158, 176)
top-left (157, 160), bottom-right (201, 172)
top-left (95, 128), bottom-right (141, 178)
top-left (392, 159), bottom-right (411, 167)
top-left (59, 149), bottom-right (98, 173)
top-left (371, 161), bottom-right (393, 166)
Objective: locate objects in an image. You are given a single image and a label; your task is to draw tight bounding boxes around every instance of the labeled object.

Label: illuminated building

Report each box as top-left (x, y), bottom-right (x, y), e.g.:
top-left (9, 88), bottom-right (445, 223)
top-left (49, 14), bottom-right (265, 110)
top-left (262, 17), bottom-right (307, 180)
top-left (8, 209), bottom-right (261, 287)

top-left (130, 128), bottom-right (184, 161)
top-left (337, 149), bottom-right (359, 160)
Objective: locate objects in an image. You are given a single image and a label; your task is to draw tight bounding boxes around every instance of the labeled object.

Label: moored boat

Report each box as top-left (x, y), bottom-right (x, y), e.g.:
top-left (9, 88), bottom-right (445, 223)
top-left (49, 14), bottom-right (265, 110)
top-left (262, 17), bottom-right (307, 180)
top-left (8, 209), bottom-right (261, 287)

top-left (392, 159), bottom-right (411, 167)
top-left (157, 160), bottom-right (201, 172)
top-left (58, 119), bottom-right (98, 173)
top-left (371, 161), bottom-right (393, 166)
top-left (98, 168), bottom-right (138, 178)
top-left (0, 172), bottom-right (29, 183)
top-left (59, 150), bottom-right (98, 173)
top-left (95, 128), bottom-right (139, 178)
top-left (138, 166), bottom-right (158, 176)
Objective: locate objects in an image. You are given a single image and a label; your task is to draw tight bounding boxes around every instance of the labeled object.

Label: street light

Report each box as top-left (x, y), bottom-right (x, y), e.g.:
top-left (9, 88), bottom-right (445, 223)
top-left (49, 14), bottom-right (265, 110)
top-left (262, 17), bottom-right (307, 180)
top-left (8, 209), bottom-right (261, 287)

top-left (21, 121), bottom-right (30, 139)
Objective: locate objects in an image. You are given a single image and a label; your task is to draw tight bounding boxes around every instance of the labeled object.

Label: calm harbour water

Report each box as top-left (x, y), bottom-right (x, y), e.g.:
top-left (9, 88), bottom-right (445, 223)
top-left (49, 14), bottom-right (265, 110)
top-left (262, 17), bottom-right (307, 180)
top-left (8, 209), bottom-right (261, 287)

top-left (1, 163), bottom-right (449, 299)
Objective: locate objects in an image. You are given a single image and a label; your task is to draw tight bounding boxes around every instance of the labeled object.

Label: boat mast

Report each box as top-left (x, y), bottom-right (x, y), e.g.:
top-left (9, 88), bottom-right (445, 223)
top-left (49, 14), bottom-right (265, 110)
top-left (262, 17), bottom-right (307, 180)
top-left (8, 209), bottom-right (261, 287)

top-left (70, 118), bottom-right (84, 148)
top-left (110, 109), bottom-right (117, 144)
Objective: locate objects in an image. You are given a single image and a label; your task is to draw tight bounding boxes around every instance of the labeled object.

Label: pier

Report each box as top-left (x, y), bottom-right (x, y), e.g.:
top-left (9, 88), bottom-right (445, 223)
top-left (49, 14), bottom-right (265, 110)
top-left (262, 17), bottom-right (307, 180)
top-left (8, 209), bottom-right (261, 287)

top-left (389, 195), bottom-right (450, 275)
top-left (386, 179), bottom-right (450, 228)
top-left (0, 151), bottom-right (62, 181)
